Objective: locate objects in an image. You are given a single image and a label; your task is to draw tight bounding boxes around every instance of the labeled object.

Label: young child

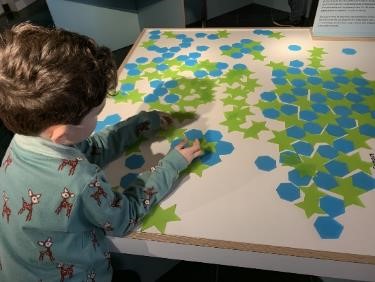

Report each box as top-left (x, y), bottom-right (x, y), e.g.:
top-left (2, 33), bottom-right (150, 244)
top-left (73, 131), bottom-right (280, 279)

top-left (0, 23), bottom-right (201, 282)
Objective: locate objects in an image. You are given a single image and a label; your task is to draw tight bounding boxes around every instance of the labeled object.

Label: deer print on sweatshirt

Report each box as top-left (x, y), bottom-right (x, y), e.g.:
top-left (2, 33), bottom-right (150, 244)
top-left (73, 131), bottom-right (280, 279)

top-left (2, 152), bottom-right (12, 172)
top-left (18, 188), bottom-right (41, 222)
top-left (55, 187), bottom-right (75, 218)
top-left (2, 191), bottom-right (11, 223)
top-left (89, 178), bottom-right (107, 206)
top-left (58, 157), bottom-right (82, 176)
top-left (38, 237), bottom-right (55, 262)
top-left (57, 263), bottom-right (74, 282)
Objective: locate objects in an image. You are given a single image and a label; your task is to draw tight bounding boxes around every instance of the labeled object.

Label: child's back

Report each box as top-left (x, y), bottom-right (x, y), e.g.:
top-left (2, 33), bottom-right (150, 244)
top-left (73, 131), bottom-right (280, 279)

top-left (0, 23), bottom-right (201, 281)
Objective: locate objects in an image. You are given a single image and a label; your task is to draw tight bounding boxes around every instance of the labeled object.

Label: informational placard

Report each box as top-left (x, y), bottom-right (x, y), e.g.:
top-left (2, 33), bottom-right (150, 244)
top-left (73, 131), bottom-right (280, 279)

top-left (312, 0), bottom-right (375, 38)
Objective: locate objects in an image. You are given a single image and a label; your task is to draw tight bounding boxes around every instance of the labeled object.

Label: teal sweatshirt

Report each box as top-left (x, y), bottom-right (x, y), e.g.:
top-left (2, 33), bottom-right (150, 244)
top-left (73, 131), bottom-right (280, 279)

top-left (0, 111), bottom-right (188, 282)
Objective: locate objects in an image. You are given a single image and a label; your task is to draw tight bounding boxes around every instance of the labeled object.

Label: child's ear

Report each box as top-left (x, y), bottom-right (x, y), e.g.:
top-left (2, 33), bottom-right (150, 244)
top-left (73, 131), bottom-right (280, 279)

top-left (42, 124), bottom-right (70, 144)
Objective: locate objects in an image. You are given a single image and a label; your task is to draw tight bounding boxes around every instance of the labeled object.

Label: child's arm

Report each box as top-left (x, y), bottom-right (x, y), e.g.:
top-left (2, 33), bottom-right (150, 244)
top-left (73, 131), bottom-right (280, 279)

top-left (79, 140), bottom-right (201, 236)
top-left (75, 111), bottom-right (171, 168)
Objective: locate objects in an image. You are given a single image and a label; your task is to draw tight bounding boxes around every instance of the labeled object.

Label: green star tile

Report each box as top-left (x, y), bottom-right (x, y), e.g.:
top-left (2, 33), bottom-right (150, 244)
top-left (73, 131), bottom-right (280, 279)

top-left (217, 30), bottom-right (229, 38)
top-left (303, 130), bottom-right (337, 146)
top-left (331, 177), bottom-right (367, 207)
top-left (113, 89), bottom-right (144, 104)
top-left (345, 128), bottom-right (371, 149)
top-left (199, 59), bottom-right (218, 72)
top-left (182, 160), bottom-right (210, 177)
top-left (141, 204), bottom-right (180, 234)
top-left (220, 119), bottom-right (243, 132)
top-left (337, 82), bottom-right (358, 94)
top-left (295, 184), bottom-right (326, 218)
top-left (269, 130), bottom-right (296, 151)
top-left (243, 121), bottom-right (267, 139)
top-left (280, 114), bottom-right (305, 128)
top-left (267, 61), bottom-right (287, 70)
top-left (269, 32), bottom-right (284, 39)
top-left (163, 31), bottom-right (176, 38)
top-left (296, 154), bottom-right (327, 176)
top-left (308, 47), bottom-right (327, 58)
top-left (141, 40), bottom-right (156, 49)
top-left (345, 68), bottom-right (366, 79)
top-left (336, 152), bottom-right (373, 174)
top-left (252, 51), bottom-right (266, 61)
top-left (319, 70), bottom-right (335, 82)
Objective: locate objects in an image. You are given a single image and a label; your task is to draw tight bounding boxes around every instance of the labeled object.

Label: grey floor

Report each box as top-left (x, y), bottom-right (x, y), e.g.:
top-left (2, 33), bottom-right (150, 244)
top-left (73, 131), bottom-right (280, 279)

top-left (0, 1), bottom-right (359, 282)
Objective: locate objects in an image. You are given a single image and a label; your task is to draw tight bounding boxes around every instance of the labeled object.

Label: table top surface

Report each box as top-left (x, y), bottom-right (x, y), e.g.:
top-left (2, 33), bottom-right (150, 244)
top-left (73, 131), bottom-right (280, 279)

top-left (101, 28), bottom-right (375, 265)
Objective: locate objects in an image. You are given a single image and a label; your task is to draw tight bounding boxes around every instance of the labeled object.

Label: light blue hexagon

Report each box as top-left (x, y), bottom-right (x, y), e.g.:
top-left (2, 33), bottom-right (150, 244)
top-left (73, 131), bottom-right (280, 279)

top-left (215, 141), bottom-right (234, 155)
top-left (320, 196), bottom-right (345, 217)
top-left (288, 169), bottom-right (311, 186)
top-left (292, 141), bottom-right (313, 156)
top-left (204, 130), bottom-right (223, 142)
top-left (333, 138), bottom-right (354, 153)
top-left (287, 126), bottom-right (305, 139)
top-left (352, 172), bottom-right (375, 191)
top-left (200, 152), bottom-right (221, 166)
top-left (317, 145), bottom-right (338, 159)
top-left (185, 129), bottom-right (203, 140)
top-left (324, 160), bottom-right (349, 177)
top-left (313, 172), bottom-right (338, 190)
top-left (255, 156), bottom-right (277, 171)
top-left (314, 216), bottom-right (344, 239)
top-left (125, 155), bottom-right (145, 170)
top-left (120, 173), bottom-right (138, 189)
top-left (276, 182), bottom-right (301, 202)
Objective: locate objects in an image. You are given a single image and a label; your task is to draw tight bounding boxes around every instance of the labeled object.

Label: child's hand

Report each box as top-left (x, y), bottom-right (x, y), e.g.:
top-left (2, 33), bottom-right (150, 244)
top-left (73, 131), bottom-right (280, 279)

top-left (157, 112), bottom-right (174, 130)
top-left (175, 139), bottom-right (202, 164)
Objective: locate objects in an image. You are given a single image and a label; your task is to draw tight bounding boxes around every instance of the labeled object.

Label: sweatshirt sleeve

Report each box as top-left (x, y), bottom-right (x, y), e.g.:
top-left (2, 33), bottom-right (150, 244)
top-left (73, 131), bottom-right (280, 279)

top-left (75, 111), bottom-right (161, 168)
top-left (79, 149), bottom-right (188, 236)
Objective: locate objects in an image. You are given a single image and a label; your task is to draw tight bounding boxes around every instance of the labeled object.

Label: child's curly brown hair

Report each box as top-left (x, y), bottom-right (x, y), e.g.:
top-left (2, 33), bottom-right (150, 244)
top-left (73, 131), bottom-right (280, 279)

top-left (0, 22), bottom-right (117, 135)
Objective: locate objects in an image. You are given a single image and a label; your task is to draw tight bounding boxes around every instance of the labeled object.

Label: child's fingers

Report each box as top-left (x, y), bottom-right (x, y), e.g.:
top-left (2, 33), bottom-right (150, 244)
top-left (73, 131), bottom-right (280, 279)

top-left (175, 138), bottom-right (188, 150)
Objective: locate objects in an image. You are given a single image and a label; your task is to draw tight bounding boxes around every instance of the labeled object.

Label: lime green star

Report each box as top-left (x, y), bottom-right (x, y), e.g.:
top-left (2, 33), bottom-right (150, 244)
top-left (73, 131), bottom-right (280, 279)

top-left (163, 31), bottom-right (176, 38)
top-left (269, 32), bottom-right (284, 39)
top-left (141, 204), bottom-right (180, 234)
top-left (252, 51), bottom-right (266, 61)
top-left (308, 47), bottom-right (327, 58)
top-left (113, 89), bottom-right (144, 104)
top-left (338, 82), bottom-right (358, 94)
top-left (345, 128), bottom-right (371, 149)
top-left (182, 160), bottom-right (210, 177)
top-left (319, 69), bottom-right (334, 81)
top-left (346, 68), bottom-right (366, 79)
top-left (331, 177), bottom-right (367, 207)
top-left (296, 154), bottom-right (327, 177)
top-left (217, 30), bottom-right (229, 38)
top-left (269, 130), bottom-right (296, 151)
top-left (141, 40), bottom-right (156, 49)
top-left (295, 184), bottom-right (326, 218)
top-left (267, 61), bottom-right (287, 70)
top-left (336, 152), bottom-right (372, 174)
top-left (243, 121), bottom-right (267, 139)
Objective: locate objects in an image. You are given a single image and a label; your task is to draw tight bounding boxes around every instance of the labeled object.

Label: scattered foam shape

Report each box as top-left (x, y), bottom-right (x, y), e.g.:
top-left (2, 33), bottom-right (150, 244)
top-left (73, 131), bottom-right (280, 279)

top-left (141, 204), bottom-right (181, 234)
top-left (313, 172), bottom-right (338, 190)
top-left (288, 44), bottom-right (301, 51)
top-left (288, 169), bottom-right (312, 186)
top-left (120, 173), bottom-right (138, 189)
top-left (255, 156), bottom-right (277, 171)
top-left (352, 172), bottom-right (375, 191)
top-left (276, 183), bottom-right (301, 201)
top-left (320, 195), bottom-right (345, 217)
top-left (314, 216), bottom-right (344, 239)
top-left (125, 154), bottom-right (145, 169)
top-left (95, 114), bottom-right (121, 132)
top-left (342, 48), bottom-right (357, 55)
